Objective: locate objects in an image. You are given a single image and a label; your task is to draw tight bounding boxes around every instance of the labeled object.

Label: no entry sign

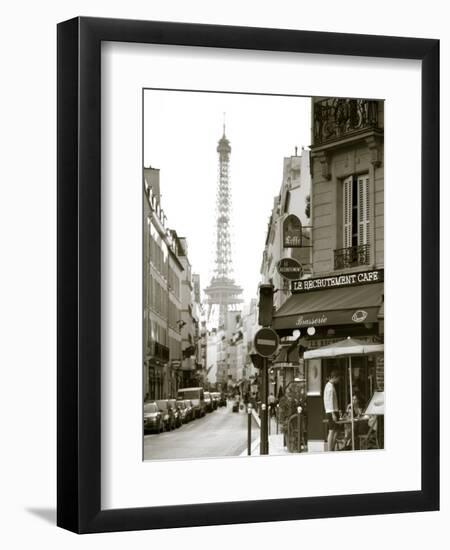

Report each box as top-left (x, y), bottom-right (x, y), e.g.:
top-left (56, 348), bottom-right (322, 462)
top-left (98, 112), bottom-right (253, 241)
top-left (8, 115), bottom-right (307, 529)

top-left (254, 327), bottom-right (279, 357)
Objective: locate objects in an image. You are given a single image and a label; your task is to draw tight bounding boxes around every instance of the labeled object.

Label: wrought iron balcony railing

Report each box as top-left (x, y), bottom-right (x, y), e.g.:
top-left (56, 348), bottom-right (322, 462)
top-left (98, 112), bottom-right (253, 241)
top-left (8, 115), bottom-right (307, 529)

top-left (147, 341), bottom-right (170, 362)
top-left (313, 98), bottom-right (379, 146)
top-left (334, 244), bottom-right (370, 270)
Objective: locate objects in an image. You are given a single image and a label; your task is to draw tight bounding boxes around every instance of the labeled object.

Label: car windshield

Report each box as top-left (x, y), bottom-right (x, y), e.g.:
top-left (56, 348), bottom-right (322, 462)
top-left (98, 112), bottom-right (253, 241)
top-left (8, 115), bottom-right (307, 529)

top-left (176, 402), bottom-right (185, 409)
top-left (144, 403), bottom-right (157, 413)
top-left (156, 400), bottom-right (168, 410)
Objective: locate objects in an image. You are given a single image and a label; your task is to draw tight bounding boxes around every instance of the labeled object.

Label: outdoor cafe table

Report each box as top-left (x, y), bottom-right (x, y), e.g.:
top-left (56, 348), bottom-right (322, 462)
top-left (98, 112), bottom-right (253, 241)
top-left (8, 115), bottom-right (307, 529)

top-left (323, 416), bottom-right (369, 450)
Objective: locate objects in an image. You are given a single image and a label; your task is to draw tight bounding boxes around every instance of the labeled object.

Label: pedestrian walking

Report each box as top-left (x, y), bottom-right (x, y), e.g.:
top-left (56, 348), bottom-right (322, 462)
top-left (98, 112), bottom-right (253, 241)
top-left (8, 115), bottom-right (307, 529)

top-left (323, 370), bottom-right (340, 451)
top-left (268, 392), bottom-right (276, 418)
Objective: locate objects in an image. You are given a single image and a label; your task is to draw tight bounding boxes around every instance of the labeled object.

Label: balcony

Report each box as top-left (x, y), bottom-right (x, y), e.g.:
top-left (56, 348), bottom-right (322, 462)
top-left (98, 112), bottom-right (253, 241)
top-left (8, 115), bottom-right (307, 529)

top-left (334, 244), bottom-right (370, 270)
top-left (147, 341), bottom-right (170, 362)
top-left (313, 98), bottom-right (379, 146)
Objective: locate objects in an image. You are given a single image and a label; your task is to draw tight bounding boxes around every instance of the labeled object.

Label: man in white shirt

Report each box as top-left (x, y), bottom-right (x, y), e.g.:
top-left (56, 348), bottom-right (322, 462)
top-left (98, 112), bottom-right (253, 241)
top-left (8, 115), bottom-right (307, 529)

top-left (323, 370), bottom-right (340, 451)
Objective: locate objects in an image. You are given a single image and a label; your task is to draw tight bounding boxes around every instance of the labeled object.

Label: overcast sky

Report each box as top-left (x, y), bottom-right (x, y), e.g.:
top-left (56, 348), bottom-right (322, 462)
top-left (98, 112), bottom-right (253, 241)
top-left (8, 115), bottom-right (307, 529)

top-left (144, 89), bottom-right (311, 304)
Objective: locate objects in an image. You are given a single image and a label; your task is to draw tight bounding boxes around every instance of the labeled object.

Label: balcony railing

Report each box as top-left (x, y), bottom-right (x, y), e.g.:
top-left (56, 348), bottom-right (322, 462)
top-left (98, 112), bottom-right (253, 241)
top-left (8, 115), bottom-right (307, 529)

top-left (313, 98), bottom-right (379, 146)
top-left (334, 244), bottom-right (370, 270)
top-left (147, 341), bottom-right (170, 362)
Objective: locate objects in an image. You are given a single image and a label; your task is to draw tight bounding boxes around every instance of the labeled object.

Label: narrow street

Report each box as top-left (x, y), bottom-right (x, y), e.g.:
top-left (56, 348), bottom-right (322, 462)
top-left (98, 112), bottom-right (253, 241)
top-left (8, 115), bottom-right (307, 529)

top-left (144, 402), bottom-right (259, 460)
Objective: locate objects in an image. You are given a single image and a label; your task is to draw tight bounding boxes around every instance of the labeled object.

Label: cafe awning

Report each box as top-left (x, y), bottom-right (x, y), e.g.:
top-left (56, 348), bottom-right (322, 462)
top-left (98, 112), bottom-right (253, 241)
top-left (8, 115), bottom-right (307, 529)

top-left (303, 337), bottom-right (384, 359)
top-left (272, 282), bottom-right (383, 331)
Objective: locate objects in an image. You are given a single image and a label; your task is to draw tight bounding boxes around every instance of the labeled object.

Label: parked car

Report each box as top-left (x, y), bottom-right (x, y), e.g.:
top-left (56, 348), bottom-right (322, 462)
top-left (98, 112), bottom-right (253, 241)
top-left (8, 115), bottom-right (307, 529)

top-left (168, 399), bottom-right (182, 428)
top-left (210, 392), bottom-right (219, 409)
top-left (184, 399), bottom-right (195, 421)
top-left (143, 402), bottom-right (163, 433)
top-left (204, 391), bottom-right (213, 412)
top-left (155, 399), bottom-right (175, 431)
top-left (177, 387), bottom-right (205, 418)
top-left (176, 400), bottom-right (190, 423)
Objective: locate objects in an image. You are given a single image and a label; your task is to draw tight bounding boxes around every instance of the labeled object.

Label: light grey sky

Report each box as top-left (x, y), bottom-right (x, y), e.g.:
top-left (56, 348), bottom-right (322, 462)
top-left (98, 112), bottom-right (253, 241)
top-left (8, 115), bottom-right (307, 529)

top-left (144, 89), bottom-right (311, 303)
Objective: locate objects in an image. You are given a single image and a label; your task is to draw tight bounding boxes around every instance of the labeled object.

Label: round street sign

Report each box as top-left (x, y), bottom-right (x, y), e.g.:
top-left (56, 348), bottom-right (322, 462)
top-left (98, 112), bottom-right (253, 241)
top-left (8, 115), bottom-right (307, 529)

top-left (276, 257), bottom-right (303, 281)
top-left (254, 327), bottom-right (280, 357)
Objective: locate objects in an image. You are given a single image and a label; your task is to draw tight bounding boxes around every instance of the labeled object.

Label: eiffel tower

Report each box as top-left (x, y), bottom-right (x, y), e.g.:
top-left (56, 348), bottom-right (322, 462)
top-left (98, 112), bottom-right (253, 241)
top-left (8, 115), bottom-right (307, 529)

top-left (204, 123), bottom-right (243, 329)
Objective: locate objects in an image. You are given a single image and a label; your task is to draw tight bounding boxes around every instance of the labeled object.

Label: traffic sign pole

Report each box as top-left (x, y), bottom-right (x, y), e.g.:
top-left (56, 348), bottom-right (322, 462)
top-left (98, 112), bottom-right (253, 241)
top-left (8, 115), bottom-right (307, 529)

top-left (260, 357), bottom-right (269, 455)
top-left (253, 327), bottom-right (278, 456)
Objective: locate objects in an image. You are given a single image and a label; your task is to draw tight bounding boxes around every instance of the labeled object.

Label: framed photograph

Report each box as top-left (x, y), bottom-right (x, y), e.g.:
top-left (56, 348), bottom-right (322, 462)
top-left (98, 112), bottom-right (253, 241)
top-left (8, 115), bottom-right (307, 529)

top-left (57, 17), bottom-right (439, 533)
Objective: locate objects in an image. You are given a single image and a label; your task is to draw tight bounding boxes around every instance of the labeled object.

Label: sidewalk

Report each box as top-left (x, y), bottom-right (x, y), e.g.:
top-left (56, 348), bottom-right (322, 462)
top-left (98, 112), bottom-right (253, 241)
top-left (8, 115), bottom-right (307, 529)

top-left (240, 412), bottom-right (290, 456)
top-left (241, 433), bottom-right (289, 456)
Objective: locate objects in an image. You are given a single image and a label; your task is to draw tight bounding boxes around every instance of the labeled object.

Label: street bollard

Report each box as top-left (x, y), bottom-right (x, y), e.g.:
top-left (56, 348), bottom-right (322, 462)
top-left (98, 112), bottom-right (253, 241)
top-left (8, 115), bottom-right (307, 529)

top-left (247, 405), bottom-right (252, 455)
top-left (297, 406), bottom-right (302, 453)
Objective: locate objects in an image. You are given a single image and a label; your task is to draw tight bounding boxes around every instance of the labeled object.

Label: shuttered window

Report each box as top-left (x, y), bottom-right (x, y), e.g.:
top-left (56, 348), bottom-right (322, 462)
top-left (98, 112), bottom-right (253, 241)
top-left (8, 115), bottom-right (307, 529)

top-left (357, 174), bottom-right (370, 246)
top-left (342, 174), bottom-right (370, 247)
top-left (343, 175), bottom-right (353, 248)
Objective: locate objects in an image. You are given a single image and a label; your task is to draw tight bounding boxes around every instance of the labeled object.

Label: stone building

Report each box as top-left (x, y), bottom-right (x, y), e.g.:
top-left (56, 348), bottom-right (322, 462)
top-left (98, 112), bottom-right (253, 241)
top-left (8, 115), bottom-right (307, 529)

top-left (259, 148), bottom-right (312, 394)
top-left (260, 147), bottom-right (312, 310)
top-left (143, 167), bottom-right (184, 400)
top-left (272, 97), bottom-right (385, 451)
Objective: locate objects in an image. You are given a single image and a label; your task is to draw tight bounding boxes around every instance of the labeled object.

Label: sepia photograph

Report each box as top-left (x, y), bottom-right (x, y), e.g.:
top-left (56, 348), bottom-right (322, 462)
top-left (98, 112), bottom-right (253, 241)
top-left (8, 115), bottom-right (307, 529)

top-left (142, 89), bottom-right (385, 461)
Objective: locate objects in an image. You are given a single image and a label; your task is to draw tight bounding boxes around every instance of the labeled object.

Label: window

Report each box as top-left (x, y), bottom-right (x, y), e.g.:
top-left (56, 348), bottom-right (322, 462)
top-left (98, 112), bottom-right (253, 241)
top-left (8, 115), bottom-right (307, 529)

top-left (283, 190), bottom-right (291, 213)
top-left (343, 174), bottom-right (370, 248)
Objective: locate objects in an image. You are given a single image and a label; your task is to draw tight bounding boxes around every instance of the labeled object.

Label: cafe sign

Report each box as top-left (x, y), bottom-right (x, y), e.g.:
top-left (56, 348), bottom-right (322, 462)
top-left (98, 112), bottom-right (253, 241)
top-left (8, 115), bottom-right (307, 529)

top-left (276, 258), bottom-right (303, 280)
top-left (282, 214), bottom-right (302, 248)
top-left (291, 269), bottom-right (384, 294)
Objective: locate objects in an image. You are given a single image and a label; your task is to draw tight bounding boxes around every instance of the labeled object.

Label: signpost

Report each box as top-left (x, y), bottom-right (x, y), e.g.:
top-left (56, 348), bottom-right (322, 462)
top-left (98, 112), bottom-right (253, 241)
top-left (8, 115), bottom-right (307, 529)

top-left (276, 257), bottom-right (303, 281)
top-left (282, 214), bottom-right (302, 248)
top-left (253, 328), bottom-right (279, 455)
top-left (253, 327), bottom-right (279, 357)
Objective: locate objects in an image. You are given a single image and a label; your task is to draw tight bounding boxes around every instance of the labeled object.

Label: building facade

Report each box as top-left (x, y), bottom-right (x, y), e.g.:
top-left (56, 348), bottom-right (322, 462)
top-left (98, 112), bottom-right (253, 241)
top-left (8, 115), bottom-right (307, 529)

top-left (272, 97), bottom-right (385, 451)
top-left (260, 148), bottom-right (312, 310)
top-left (260, 148), bottom-right (312, 395)
top-left (143, 167), bottom-right (184, 401)
top-left (176, 236), bottom-right (198, 389)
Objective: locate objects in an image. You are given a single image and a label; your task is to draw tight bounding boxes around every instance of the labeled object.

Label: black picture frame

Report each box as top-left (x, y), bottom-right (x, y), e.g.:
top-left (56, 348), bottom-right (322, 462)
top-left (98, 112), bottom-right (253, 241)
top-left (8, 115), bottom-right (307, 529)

top-left (57, 16), bottom-right (439, 534)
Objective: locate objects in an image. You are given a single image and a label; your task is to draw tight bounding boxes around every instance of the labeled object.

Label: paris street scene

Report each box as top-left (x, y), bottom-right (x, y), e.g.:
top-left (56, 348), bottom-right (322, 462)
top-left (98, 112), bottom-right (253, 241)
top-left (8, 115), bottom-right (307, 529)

top-left (143, 91), bottom-right (384, 460)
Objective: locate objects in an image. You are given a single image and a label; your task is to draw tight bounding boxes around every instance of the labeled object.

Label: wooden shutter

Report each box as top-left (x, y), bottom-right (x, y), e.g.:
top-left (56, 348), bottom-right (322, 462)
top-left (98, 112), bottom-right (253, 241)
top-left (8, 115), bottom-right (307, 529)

top-left (343, 175), bottom-right (353, 248)
top-left (357, 174), bottom-right (370, 245)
